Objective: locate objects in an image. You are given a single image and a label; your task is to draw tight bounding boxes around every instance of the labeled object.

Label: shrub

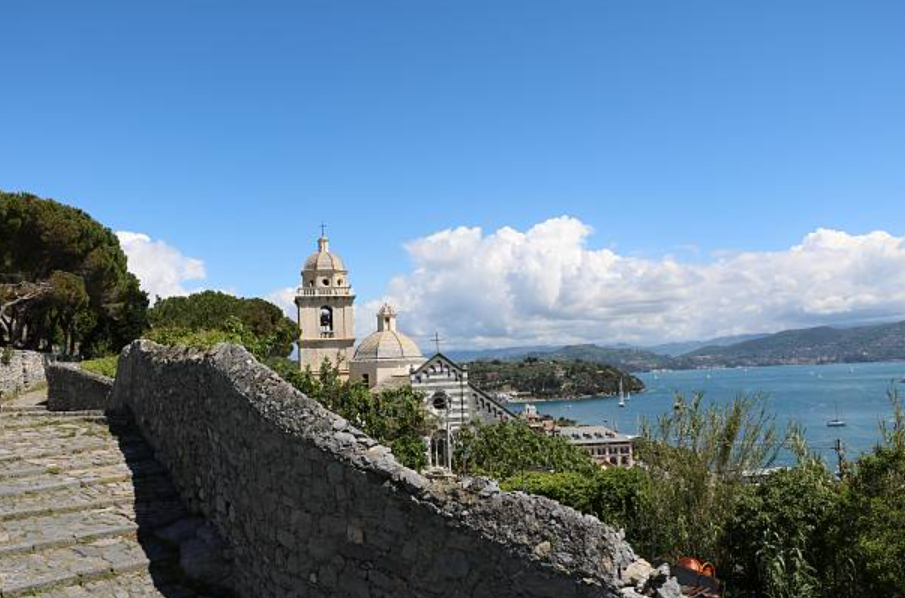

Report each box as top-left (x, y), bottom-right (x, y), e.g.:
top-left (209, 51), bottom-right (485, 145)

top-left (80, 355), bottom-right (118, 378)
top-left (835, 387), bottom-right (905, 598)
top-left (726, 432), bottom-right (841, 598)
top-left (453, 420), bottom-right (596, 479)
top-left (502, 467), bottom-right (651, 538)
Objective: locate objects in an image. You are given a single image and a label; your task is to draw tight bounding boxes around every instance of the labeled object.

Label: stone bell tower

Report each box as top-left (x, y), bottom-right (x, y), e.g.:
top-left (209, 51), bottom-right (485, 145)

top-left (295, 230), bottom-right (355, 378)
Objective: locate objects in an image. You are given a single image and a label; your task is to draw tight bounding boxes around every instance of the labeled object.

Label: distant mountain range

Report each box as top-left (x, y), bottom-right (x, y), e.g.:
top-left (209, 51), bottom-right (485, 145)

top-left (645, 333), bottom-right (770, 356)
top-left (447, 320), bottom-right (905, 372)
top-left (684, 320), bottom-right (905, 368)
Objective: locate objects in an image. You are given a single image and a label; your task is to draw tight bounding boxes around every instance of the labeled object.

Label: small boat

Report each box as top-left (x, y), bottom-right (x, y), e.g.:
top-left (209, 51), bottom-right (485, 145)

top-left (618, 379), bottom-right (626, 408)
top-left (827, 402), bottom-right (846, 428)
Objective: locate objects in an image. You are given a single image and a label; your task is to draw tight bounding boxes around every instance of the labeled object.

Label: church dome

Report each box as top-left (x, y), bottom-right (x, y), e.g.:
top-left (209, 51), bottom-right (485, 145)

top-left (353, 304), bottom-right (424, 363)
top-left (304, 236), bottom-right (346, 272)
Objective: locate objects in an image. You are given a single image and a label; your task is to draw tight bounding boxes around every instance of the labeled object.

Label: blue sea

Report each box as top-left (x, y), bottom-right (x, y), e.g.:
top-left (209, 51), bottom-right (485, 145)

top-left (512, 362), bottom-right (905, 466)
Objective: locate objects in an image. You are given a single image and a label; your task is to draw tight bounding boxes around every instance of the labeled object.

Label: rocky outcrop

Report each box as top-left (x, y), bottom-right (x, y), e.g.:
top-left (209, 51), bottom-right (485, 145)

top-left (111, 340), bottom-right (668, 598)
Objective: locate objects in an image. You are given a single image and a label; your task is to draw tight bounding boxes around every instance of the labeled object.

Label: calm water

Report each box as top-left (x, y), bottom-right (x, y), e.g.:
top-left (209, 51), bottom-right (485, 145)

top-left (514, 362), bottom-right (905, 465)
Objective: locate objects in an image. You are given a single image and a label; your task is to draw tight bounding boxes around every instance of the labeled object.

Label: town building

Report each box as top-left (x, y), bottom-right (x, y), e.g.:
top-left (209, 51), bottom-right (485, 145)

top-left (411, 354), bottom-right (516, 469)
top-left (295, 233), bottom-right (356, 378)
top-left (554, 425), bottom-right (636, 467)
top-left (350, 304), bottom-right (426, 389)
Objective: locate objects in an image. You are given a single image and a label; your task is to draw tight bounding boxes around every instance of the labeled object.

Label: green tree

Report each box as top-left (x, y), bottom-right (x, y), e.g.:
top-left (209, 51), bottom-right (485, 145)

top-left (0, 191), bottom-right (148, 355)
top-left (149, 291), bottom-right (295, 358)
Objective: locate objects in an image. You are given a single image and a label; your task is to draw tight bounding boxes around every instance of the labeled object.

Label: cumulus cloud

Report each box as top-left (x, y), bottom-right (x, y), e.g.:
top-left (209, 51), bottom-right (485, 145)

top-left (117, 232), bottom-right (206, 299)
top-left (374, 217), bottom-right (905, 348)
top-left (266, 287), bottom-right (298, 321)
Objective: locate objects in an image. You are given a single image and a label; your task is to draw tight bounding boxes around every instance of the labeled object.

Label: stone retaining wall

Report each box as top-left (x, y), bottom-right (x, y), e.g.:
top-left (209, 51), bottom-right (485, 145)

top-left (45, 362), bottom-right (114, 411)
top-left (111, 340), bottom-right (665, 598)
top-left (0, 349), bottom-right (49, 400)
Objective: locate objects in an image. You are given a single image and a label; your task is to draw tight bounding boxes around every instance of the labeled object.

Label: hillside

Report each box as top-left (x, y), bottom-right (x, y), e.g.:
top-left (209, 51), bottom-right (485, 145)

top-left (467, 357), bottom-right (645, 400)
top-left (685, 320), bottom-right (905, 367)
top-left (646, 333), bottom-right (769, 356)
top-left (529, 345), bottom-right (681, 372)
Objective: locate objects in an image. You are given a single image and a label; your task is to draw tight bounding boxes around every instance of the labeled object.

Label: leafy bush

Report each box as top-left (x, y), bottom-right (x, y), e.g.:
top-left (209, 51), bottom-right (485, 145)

top-left (726, 432), bottom-right (842, 598)
top-left (502, 467), bottom-right (651, 536)
top-left (80, 355), bottom-right (119, 378)
top-left (453, 420), bottom-right (596, 479)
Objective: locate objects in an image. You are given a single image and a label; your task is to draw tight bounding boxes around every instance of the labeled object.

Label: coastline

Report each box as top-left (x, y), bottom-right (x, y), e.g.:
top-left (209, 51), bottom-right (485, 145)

top-left (505, 391), bottom-right (637, 404)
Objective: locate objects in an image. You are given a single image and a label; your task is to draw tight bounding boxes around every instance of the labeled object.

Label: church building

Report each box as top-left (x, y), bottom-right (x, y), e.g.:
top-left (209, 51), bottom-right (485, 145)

top-left (296, 231), bottom-right (514, 471)
top-left (410, 354), bottom-right (516, 470)
top-left (295, 233), bottom-right (356, 378)
top-left (350, 304), bottom-right (426, 389)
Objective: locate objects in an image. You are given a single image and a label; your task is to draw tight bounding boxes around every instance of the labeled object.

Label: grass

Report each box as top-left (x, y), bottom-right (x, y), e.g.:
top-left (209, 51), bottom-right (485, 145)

top-left (80, 356), bottom-right (118, 379)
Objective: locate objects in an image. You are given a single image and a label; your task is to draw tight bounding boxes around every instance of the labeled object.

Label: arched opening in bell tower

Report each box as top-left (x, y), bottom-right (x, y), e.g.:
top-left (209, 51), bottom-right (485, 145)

top-left (319, 306), bottom-right (334, 337)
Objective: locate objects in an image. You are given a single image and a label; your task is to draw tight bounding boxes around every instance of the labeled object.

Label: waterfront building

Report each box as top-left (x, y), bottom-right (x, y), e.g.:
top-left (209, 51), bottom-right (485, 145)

top-left (411, 353), bottom-right (516, 469)
top-left (295, 233), bottom-right (356, 378)
top-left (554, 425), bottom-right (636, 467)
top-left (351, 304), bottom-right (426, 389)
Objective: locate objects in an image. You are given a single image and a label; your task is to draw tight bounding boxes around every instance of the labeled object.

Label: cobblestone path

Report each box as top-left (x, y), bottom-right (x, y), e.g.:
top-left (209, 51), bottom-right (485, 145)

top-left (0, 392), bottom-right (231, 597)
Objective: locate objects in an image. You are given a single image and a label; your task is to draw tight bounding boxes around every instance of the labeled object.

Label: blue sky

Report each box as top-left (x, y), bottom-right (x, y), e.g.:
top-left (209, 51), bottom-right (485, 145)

top-left (2, 1), bottom-right (905, 346)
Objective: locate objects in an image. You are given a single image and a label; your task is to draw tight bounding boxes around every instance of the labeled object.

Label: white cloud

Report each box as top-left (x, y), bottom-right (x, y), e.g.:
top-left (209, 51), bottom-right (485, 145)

top-left (374, 217), bottom-right (905, 348)
top-left (266, 287), bottom-right (298, 321)
top-left (117, 232), bottom-right (206, 299)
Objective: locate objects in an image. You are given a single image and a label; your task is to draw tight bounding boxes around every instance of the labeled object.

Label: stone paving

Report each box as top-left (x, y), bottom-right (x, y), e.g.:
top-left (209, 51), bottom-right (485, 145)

top-left (0, 391), bottom-right (231, 598)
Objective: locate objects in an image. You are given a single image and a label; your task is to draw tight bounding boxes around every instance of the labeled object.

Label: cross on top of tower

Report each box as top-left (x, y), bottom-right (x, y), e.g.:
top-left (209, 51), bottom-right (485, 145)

top-left (320, 222), bottom-right (328, 238)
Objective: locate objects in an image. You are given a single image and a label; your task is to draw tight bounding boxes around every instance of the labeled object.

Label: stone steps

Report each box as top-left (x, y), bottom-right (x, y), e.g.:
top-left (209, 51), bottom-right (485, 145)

top-left (0, 534), bottom-right (180, 597)
top-left (0, 473), bottom-right (181, 522)
top-left (0, 446), bottom-right (155, 479)
top-left (0, 440), bottom-right (134, 466)
top-left (0, 501), bottom-right (191, 557)
top-left (0, 415), bottom-right (120, 431)
top-left (25, 570), bottom-right (201, 598)
top-left (0, 395), bottom-right (234, 598)
top-left (0, 460), bottom-right (167, 499)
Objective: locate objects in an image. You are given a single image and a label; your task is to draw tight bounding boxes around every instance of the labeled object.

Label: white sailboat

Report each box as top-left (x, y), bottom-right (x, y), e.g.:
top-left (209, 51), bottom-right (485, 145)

top-left (827, 402), bottom-right (846, 428)
top-left (618, 379), bottom-right (626, 408)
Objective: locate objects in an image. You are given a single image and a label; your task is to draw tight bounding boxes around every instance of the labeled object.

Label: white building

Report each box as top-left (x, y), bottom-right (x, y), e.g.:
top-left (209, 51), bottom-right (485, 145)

top-left (554, 425), bottom-right (636, 468)
top-left (350, 304), bottom-right (426, 389)
top-left (411, 354), bottom-right (516, 469)
top-left (295, 233), bottom-right (356, 378)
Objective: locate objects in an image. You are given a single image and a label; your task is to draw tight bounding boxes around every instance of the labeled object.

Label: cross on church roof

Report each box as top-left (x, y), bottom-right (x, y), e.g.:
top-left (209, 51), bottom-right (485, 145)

top-left (432, 332), bottom-right (443, 355)
top-left (320, 222), bottom-right (327, 238)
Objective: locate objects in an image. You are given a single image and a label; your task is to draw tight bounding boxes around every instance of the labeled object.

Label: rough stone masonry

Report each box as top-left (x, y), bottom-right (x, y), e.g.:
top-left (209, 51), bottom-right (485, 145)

top-left (108, 340), bottom-right (676, 598)
top-left (0, 348), bottom-right (48, 400)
